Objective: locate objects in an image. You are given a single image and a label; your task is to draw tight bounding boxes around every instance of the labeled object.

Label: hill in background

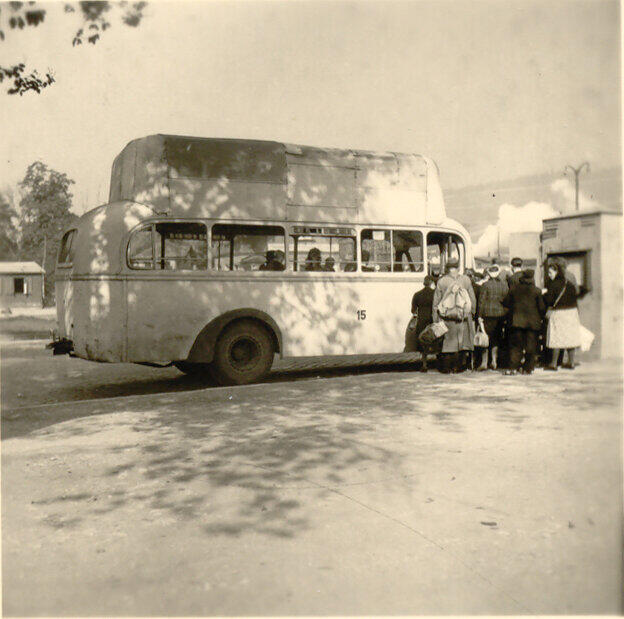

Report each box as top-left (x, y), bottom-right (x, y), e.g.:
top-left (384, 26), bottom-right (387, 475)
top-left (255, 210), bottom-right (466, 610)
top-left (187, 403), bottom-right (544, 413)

top-left (444, 167), bottom-right (621, 258)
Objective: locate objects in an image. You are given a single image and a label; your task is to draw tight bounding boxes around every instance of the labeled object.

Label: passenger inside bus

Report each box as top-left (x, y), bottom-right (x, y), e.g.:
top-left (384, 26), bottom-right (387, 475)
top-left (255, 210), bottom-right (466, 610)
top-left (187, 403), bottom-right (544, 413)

top-left (259, 250), bottom-right (285, 271)
top-left (323, 257), bottom-right (335, 272)
top-left (392, 230), bottom-right (422, 272)
top-left (361, 249), bottom-right (377, 272)
top-left (394, 249), bottom-right (417, 272)
top-left (305, 248), bottom-right (323, 271)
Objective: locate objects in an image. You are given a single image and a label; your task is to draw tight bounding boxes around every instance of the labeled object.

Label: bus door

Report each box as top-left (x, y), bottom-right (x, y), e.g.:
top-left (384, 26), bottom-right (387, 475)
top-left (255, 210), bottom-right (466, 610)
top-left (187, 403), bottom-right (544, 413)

top-left (426, 231), bottom-right (465, 277)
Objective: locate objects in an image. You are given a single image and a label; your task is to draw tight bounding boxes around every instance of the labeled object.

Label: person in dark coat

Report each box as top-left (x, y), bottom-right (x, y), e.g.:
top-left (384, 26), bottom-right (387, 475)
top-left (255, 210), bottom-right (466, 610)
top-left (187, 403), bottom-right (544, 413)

top-left (476, 264), bottom-right (508, 370)
top-left (507, 257), bottom-right (524, 289)
top-left (410, 275), bottom-right (437, 372)
top-left (502, 269), bottom-right (546, 375)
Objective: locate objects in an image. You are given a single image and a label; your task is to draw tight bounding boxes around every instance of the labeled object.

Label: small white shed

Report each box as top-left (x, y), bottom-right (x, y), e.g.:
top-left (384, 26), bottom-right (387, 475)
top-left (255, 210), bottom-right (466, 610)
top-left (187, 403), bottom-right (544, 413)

top-left (0, 262), bottom-right (45, 309)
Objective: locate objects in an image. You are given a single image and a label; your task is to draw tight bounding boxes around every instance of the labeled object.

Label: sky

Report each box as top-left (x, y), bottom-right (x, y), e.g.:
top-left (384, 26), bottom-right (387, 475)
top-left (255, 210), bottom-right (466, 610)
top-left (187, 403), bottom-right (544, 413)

top-left (1, 0), bottom-right (621, 219)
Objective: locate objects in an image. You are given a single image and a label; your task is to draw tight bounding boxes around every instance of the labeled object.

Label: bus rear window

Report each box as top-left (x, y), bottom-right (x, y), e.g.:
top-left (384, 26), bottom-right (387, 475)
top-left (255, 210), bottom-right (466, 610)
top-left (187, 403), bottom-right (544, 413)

top-left (58, 229), bottom-right (77, 265)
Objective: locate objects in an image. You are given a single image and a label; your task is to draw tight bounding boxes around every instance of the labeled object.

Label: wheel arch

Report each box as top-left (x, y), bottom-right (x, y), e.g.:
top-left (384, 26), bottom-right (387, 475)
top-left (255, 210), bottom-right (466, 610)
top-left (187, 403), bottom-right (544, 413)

top-left (186, 309), bottom-right (283, 363)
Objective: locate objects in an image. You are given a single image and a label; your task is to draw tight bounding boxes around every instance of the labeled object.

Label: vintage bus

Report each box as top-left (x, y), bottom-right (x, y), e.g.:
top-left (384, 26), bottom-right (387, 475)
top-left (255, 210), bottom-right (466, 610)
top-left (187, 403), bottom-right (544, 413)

top-left (52, 135), bottom-right (473, 384)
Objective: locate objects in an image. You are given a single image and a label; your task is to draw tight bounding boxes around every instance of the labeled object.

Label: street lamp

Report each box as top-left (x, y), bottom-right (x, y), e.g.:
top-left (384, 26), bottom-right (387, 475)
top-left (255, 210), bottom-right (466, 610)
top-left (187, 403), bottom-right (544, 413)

top-left (564, 162), bottom-right (590, 211)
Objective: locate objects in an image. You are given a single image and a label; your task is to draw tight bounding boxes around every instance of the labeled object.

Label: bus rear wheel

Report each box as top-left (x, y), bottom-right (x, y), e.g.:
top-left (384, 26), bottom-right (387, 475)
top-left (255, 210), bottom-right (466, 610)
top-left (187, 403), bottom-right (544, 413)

top-left (212, 320), bottom-right (274, 385)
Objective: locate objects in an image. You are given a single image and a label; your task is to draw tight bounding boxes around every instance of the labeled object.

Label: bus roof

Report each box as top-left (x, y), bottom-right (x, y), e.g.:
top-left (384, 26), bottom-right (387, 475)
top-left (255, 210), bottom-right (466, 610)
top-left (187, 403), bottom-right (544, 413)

top-left (109, 134), bottom-right (447, 227)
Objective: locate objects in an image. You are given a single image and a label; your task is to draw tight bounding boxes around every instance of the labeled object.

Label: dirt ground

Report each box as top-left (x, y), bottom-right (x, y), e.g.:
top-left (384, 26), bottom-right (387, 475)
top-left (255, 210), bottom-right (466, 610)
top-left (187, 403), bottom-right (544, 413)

top-left (2, 345), bottom-right (622, 615)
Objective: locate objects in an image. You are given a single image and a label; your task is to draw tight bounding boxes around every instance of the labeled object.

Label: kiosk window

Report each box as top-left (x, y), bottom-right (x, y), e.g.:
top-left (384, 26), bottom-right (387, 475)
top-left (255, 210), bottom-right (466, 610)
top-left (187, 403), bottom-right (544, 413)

top-left (547, 251), bottom-right (590, 289)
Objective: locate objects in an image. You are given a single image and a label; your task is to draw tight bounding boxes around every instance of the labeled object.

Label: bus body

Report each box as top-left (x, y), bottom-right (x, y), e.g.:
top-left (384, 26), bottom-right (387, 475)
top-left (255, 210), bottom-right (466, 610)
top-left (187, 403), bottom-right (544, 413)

top-left (54, 135), bottom-right (473, 383)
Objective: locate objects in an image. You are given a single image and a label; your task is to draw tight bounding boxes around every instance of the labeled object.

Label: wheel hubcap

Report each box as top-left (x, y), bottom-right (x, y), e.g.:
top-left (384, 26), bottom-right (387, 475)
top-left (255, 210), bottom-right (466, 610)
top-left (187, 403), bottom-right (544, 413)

top-left (228, 337), bottom-right (260, 370)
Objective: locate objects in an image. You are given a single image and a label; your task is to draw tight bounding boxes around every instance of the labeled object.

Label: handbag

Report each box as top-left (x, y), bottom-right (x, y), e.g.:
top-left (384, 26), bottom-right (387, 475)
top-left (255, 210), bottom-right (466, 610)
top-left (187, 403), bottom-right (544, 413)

top-left (546, 283), bottom-right (567, 319)
top-left (404, 313), bottom-right (420, 352)
top-left (473, 317), bottom-right (489, 348)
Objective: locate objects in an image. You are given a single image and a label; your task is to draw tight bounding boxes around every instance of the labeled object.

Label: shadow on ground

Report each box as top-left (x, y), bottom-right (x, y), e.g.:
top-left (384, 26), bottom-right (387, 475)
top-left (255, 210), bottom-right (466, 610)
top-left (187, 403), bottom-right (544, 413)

top-left (1, 354), bottom-right (429, 428)
top-left (4, 355), bottom-right (620, 542)
top-left (6, 373), bottom-right (433, 539)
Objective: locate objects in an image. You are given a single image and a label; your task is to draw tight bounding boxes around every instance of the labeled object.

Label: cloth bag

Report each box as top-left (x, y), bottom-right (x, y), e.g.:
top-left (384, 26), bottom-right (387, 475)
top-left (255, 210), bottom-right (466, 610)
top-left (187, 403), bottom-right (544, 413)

top-left (473, 317), bottom-right (489, 348)
top-left (419, 321), bottom-right (448, 345)
top-left (579, 324), bottom-right (595, 352)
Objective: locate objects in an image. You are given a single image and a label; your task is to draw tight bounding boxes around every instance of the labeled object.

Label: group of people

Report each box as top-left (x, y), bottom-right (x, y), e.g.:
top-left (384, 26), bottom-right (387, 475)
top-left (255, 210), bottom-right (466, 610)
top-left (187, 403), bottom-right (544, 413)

top-left (303, 248), bottom-right (340, 272)
top-left (410, 256), bottom-right (588, 375)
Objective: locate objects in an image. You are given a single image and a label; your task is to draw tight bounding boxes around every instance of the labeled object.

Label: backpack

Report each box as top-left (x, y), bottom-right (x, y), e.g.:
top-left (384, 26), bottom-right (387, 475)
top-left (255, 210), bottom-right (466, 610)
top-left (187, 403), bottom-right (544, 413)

top-left (438, 282), bottom-right (472, 321)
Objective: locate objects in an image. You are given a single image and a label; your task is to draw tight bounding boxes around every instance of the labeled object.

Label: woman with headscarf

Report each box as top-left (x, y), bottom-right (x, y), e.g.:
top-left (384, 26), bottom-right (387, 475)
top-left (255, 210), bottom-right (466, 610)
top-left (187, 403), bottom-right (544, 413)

top-left (432, 260), bottom-right (476, 373)
top-left (543, 261), bottom-right (588, 370)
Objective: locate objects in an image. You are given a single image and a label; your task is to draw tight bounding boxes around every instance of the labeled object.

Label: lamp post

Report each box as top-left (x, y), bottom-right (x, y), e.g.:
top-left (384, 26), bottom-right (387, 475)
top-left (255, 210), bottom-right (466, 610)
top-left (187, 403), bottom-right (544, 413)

top-left (564, 162), bottom-right (590, 211)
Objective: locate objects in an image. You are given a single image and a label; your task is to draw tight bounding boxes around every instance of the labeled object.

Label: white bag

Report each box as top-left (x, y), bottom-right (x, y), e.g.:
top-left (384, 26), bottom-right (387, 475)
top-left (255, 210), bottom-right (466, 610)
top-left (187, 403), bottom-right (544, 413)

top-left (473, 317), bottom-right (489, 348)
top-left (579, 324), bottom-right (595, 352)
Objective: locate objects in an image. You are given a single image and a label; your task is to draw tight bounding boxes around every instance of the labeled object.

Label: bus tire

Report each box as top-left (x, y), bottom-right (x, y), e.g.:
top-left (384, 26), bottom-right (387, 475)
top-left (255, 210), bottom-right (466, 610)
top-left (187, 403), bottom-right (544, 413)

top-left (211, 320), bottom-right (274, 385)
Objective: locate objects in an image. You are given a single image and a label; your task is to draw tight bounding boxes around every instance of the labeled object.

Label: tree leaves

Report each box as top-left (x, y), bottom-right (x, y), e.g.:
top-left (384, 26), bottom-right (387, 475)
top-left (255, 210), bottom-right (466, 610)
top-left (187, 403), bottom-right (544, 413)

top-left (121, 1), bottom-right (147, 27)
top-left (2, 1), bottom-right (148, 94)
top-left (18, 162), bottom-right (78, 302)
top-left (0, 64), bottom-right (54, 95)
top-left (0, 193), bottom-right (20, 261)
top-left (25, 9), bottom-right (45, 26)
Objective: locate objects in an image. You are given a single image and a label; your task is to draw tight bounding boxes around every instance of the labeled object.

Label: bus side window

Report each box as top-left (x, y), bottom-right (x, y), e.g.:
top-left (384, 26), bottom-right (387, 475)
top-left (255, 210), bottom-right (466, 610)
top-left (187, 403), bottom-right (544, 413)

top-left (154, 222), bottom-right (208, 270)
top-left (128, 225), bottom-right (154, 270)
top-left (58, 229), bottom-right (77, 266)
top-left (212, 224), bottom-right (285, 271)
top-left (392, 230), bottom-right (424, 272)
top-left (128, 222), bottom-right (208, 270)
top-left (289, 233), bottom-right (356, 272)
top-left (361, 229), bottom-right (391, 272)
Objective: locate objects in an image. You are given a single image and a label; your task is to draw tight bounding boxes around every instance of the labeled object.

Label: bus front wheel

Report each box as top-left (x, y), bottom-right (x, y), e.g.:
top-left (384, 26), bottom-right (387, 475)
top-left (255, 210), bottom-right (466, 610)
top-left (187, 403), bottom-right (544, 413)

top-left (212, 320), bottom-right (275, 385)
